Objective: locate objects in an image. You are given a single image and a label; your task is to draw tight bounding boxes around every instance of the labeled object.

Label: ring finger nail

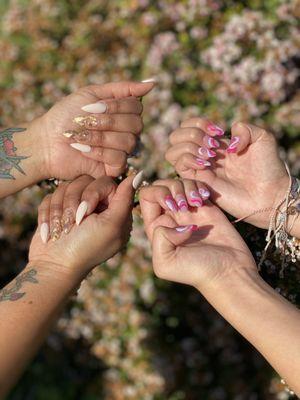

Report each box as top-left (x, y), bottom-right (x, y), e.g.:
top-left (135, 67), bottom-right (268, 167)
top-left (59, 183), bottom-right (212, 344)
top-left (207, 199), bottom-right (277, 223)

top-left (207, 123), bottom-right (224, 136)
top-left (165, 195), bottom-right (178, 212)
top-left (198, 147), bottom-right (216, 158)
top-left (207, 137), bottom-right (220, 149)
top-left (61, 208), bottom-right (75, 234)
top-left (64, 130), bottom-right (92, 143)
top-left (189, 191), bottom-right (203, 207)
top-left (50, 217), bottom-right (62, 241)
top-left (198, 188), bottom-right (210, 200)
top-left (76, 201), bottom-right (88, 225)
top-left (81, 102), bottom-right (107, 113)
top-left (40, 222), bottom-right (49, 243)
top-left (196, 158), bottom-right (211, 167)
top-left (176, 195), bottom-right (188, 212)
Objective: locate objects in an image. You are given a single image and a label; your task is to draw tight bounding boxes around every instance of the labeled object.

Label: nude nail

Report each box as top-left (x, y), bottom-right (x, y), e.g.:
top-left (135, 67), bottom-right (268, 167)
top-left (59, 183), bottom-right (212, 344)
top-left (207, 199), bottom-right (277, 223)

top-left (70, 143), bottom-right (91, 153)
top-left (165, 196), bottom-right (178, 212)
top-left (141, 77), bottom-right (157, 83)
top-left (196, 158), bottom-right (211, 167)
top-left (176, 225), bottom-right (198, 232)
top-left (227, 136), bottom-right (240, 153)
top-left (81, 102), bottom-right (107, 113)
top-left (132, 170), bottom-right (144, 190)
top-left (40, 222), bottom-right (49, 243)
top-left (76, 201), bottom-right (88, 225)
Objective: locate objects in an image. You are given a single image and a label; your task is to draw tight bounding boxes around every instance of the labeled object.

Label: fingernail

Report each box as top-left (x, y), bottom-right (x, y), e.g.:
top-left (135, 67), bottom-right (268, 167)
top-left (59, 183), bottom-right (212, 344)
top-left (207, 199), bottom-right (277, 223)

top-left (190, 191), bottom-right (203, 207)
top-left (196, 158), bottom-right (211, 167)
top-left (198, 188), bottom-right (210, 200)
top-left (70, 143), bottom-right (91, 153)
top-left (176, 225), bottom-right (198, 232)
top-left (81, 102), bottom-right (107, 113)
top-left (40, 223), bottom-right (49, 243)
top-left (207, 137), bottom-right (220, 149)
top-left (176, 195), bottom-right (188, 212)
top-left (50, 217), bottom-right (62, 241)
top-left (76, 201), bottom-right (88, 225)
top-left (207, 123), bottom-right (224, 136)
top-left (132, 170), bottom-right (144, 190)
top-left (73, 115), bottom-right (98, 128)
top-left (165, 196), bottom-right (178, 212)
top-left (141, 77), bottom-right (157, 83)
top-left (61, 208), bottom-right (75, 234)
top-left (198, 147), bottom-right (216, 158)
top-left (227, 136), bottom-right (240, 153)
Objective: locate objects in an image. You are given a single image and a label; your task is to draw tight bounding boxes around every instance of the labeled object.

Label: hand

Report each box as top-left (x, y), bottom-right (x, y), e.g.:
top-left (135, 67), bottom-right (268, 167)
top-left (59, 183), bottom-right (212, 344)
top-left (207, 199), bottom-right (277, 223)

top-left (29, 174), bottom-right (137, 280)
top-left (165, 119), bottom-right (289, 229)
top-left (30, 81), bottom-right (154, 180)
top-left (139, 178), bottom-right (257, 290)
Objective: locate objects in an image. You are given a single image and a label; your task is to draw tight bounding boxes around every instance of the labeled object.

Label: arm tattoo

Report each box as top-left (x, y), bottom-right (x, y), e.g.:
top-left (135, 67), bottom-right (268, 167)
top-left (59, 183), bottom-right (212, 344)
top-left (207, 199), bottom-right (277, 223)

top-left (0, 127), bottom-right (29, 180)
top-left (0, 269), bottom-right (38, 302)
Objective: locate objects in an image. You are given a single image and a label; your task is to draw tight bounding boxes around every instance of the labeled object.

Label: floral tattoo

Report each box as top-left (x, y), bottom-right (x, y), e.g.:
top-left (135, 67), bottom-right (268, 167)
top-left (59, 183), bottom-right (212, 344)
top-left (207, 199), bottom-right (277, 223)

top-left (0, 127), bottom-right (29, 180)
top-left (0, 269), bottom-right (38, 302)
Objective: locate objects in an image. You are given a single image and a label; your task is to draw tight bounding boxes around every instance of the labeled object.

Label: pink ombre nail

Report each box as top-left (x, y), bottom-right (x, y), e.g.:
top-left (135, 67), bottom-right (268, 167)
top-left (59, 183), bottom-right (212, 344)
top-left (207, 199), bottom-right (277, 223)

top-left (165, 195), bottom-right (178, 212)
top-left (176, 195), bottom-right (188, 212)
top-left (198, 188), bottom-right (211, 200)
top-left (198, 147), bottom-right (216, 158)
top-left (227, 136), bottom-right (240, 153)
top-left (175, 225), bottom-right (198, 233)
top-left (196, 158), bottom-right (211, 167)
top-left (206, 137), bottom-right (220, 149)
top-left (189, 191), bottom-right (203, 207)
top-left (207, 123), bottom-right (224, 136)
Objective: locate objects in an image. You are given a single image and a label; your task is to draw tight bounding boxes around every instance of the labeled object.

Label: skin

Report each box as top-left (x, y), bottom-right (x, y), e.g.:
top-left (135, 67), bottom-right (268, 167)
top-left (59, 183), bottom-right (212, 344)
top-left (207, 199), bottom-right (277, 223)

top-left (0, 175), bottom-right (136, 397)
top-left (0, 81), bottom-right (155, 198)
top-left (140, 179), bottom-right (300, 396)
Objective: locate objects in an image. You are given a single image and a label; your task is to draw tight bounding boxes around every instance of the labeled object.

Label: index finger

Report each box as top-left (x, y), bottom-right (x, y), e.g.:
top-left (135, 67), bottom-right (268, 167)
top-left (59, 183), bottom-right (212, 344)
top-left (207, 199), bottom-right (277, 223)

top-left (83, 81), bottom-right (155, 100)
top-left (181, 118), bottom-right (225, 137)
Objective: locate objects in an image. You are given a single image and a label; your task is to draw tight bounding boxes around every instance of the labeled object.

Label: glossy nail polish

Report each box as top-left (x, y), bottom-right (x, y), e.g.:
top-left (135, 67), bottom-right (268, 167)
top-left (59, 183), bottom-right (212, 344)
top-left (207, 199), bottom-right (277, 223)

top-left (196, 158), bottom-right (211, 167)
top-left (132, 170), bottom-right (144, 190)
top-left (70, 143), bottom-right (91, 153)
top-left (198, 147), bottom-right (216, 158)
top-left (50, 217), bottom-right (62, 241)
top-left (227, 136), bottom-right (240, 153)
top-left (198, 188), bottom-right (211, 200)
top-left (81, 102), bottom-right (107, 113)
top-left (76, 201), bottom-right (88, 225)
top-left (61, 208), bottom-right (75, 234)
top-left (207, 137), bottom-right (220, 149)
top-left (141, 77), bottom-right (157, 83)
top-left (190, 191), bottom-right (203, 207)
top-left (176, 225), bottom-right (198, 232)
top-left (40, 222), bottom-right (49, 244)
top-left (165, 196), bottom-right (178, 212)
top-left (207, 123), bottom-right (224, 136)
top-left (176, 195), bottom-right (188, 212)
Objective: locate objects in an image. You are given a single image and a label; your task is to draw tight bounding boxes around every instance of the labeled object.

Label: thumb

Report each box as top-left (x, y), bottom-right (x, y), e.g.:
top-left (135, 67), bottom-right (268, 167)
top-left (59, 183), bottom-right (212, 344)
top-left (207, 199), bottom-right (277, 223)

top-left (228, 122), bottom-right (275, 154)
top-left (106, 175), bottom-right (135, 221)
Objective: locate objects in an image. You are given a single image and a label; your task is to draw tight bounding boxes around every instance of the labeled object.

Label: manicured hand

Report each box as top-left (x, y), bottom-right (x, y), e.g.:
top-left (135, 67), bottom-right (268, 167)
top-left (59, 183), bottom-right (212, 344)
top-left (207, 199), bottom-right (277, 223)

top-left (30, 81), bottom-right (154, 180)
top-left (165, 119), bottom-right (289, 228)
top-left (140, 178), bottom-right (257, 290)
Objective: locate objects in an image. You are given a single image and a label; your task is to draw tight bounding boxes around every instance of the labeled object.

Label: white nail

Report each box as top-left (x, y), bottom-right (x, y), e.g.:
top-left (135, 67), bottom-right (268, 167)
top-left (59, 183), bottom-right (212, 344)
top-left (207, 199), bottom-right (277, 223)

top-left (81, 102), bottom-right (107, 113)
top-left (70, 143), bottom-right (91, 153)
top-left (141, 77), bottom-right (157, 83)
top-left (132, 170), bottom-right (144, 190)
top-left (76, 201), bottom-right (88, 225)
top-left (40, 223), bottom-right (49, 243)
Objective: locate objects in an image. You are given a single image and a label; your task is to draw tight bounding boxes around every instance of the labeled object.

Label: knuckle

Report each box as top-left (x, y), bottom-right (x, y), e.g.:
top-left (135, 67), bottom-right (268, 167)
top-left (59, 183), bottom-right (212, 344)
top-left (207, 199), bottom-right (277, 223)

top-left (126, 134), bottom-right (136, 153)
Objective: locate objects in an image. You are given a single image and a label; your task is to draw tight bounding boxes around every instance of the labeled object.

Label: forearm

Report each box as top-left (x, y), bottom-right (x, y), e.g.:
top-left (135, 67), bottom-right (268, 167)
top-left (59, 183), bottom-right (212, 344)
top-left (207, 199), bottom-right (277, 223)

top-left (0, 119), bottom-right (47, 198)
top-left (200, 269), bottom-right (300, 396)
top-left (0, 262), bottom-right (81, 397)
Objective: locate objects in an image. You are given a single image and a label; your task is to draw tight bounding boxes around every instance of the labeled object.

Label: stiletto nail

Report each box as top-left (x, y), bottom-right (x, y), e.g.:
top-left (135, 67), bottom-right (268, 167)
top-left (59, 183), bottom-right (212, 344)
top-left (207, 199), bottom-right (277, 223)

top-left (198, 147), bottom-right (216, 158)
top-left (81, 102), bottom-right (107, 113)
top-left (40, 223), bottom-right (49, 243)
top-left (176, 195), bottom-right (188, 212)
top-left (64, 130), bottom-right (91, 142)
top-left (50, 217), bottom-right (62, 241)
top-left (76, 201), bottom-right (88, 225)
top-left (207, 137), bottom-right (220, 149)
top-left (190, 191), bottom-right (203, 207)
top-left (73, 115), bottom-right (98, 128)
top-left (70, 143), bottom-right (91, 153)
top-left (132, 170), bottom-right (144, 190)
top-left (176, 225), bottom-right (198, 232)
top-left (207, 123), bottom-right (224, 136)
top-left (165, 196), bottom-right (178, 212)
top-left (141, 77), bottom-right (157, 83)
top-left (196, 158), bottom-right (211, 167)
top-left (227, 136), bottom-right (240, 153)
top-left (61, 208), bottom-right (75, 234)
top-left (198, 188), bottom-right (210, 200)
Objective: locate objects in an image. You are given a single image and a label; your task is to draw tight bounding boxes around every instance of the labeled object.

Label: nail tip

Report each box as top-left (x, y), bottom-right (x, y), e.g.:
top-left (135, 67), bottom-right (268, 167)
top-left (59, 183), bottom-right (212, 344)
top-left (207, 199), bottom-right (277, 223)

top-left (132, 170), bottom-right (144, 190)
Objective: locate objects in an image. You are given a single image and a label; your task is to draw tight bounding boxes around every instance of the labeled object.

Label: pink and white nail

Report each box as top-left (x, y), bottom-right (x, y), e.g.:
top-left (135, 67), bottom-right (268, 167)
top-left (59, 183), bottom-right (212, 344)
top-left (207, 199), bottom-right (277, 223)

top-left (176, 225), bottom-right (198, 233)
top-left (207, 123), bottom-right (224, 136)
top-left (198, 147), bottom-right (216, 158)
top-left (176, 195), bottom-right (188, 212)
top-left (227, 136), bottom-right (240, 153)
top-left (165, 196), bottom-right (178, 212)
top-left (189, 191), bottom-right (203, 207)
top-left (206, 137), bottom-right (220, 149)
top-left (196, 158), bottom-right (211, 167)
top-left (198, 188), bottom-right (210, 200)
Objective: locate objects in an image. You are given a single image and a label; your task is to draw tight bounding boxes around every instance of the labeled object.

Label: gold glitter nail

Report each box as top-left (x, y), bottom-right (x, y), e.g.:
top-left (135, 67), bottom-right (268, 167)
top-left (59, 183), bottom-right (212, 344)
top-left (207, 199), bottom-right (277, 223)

top-left (50, 217), bottom-right (62, 241)
top-left (74, 116), bottom-right (98, 128)
top-left (63, 130), bottom-right (78, 138)
top-left (61, 209), bottom-right (75, 234)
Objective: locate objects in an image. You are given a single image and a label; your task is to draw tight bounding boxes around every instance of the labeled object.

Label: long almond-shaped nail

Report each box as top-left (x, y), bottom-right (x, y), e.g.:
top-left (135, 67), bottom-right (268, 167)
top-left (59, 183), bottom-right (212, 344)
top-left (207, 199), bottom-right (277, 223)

top-left (132, 170), bottom-right (144, 190)
top-left (198, 188), bottom-right (210, 200)
top-left (165, 196), bottom-right (178, 212)
top-left (196, 158), bottom-right (211, 167)
top-left (81, 102), bottom-right (107, 113)
top-left (70, 143), bottom-right (91, 153)
top-left (227, 136), bottom-right (240, 153)
top-left (141, 77), bottom-right (157, 83)
top-left (176, 195), bottom-right (188, 212)
top-left (207, 137), bottom-right (220, 149)
top-left (207, 123), bottom-right (224, 136)
top-left (190, 191), bottom-right (203, 207)
top-left (40, 222), bottom-right (49, 243)
top-left (198, 147), bottom-right (216, 158)
top-left (176, 225), bottom-right (198, 232)
top-left (50, 217), bottom-right (62, 241)
top-left (61, 208), bottom-right (75, 234)
top-left (76, 201), bottom-right (88, 225)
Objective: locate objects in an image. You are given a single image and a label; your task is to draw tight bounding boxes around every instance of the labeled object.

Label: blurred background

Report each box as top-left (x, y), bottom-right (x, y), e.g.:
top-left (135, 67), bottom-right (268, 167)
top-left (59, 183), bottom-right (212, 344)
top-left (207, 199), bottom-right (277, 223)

top-left (0, 0), bottom-right (300, 399)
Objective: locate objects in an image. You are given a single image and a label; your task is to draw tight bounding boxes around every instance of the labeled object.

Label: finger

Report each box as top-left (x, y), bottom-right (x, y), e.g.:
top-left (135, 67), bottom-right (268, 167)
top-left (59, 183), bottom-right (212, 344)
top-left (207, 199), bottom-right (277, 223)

top-left (166, 143), bottom-right (216, 167)
top-left (153, 179), bottom-right (188, 213)
top-left (105, 175), bottom-right (135, 224)
top-left (38, 194), bottom-right (52, 243)
top-left (49, 183), bottom-right (68, 241)
top-left (169, 127), bottom-right (206, 146)
top-left (181, 118), bottom-right (225, 137)
top-left (175, 153), bottom-right (212, 174)
top-left (82, 97), bottom-right (143, 115)
top-left (228, 122), bottom-right (275, 154)
top-left (182, 179), bottom-right (204, 208)
top-left (196, 182), bottom-right (211, 202)
top-left (72, 114), bottom-right (143, 134)
top-left (140, 185), bottom-right (178, 213)
top-left (83, 81), bottom-right (155, 100)
top-left (66, 131), bottom-right (137, 154)
top-left (62, 175), bottom-right (94, 232)
top-left (76, 147), bottom-right (127, 170)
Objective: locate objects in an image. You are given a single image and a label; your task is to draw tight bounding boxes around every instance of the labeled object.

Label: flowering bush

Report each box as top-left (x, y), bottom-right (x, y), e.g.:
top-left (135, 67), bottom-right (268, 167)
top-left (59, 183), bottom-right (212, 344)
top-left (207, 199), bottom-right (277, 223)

top-left (0, 0), bottom-right (299, 399)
